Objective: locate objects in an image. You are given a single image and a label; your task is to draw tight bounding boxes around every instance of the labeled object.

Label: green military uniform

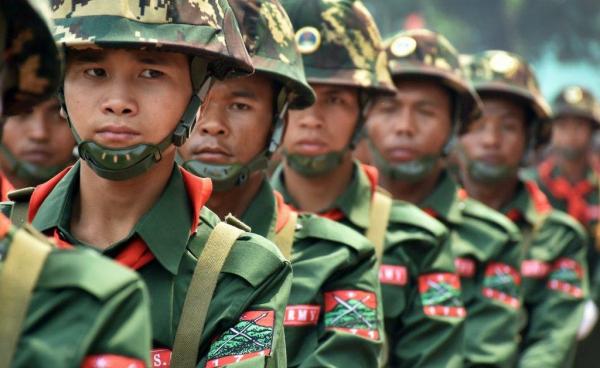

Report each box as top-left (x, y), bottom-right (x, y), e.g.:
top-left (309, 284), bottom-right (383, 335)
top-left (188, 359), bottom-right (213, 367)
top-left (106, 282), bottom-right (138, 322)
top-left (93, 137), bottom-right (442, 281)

top-left (15, 2), bottom-right (294, 367)
top-left (181, 1), bottom-right (385, 366)
top-left (462, 51), bottom-right (589, 368)
top-left (273, 162), bottom-right (466, 367)
top-left (1, 1), bottom-right (152, 367)
top-left (373, 30), bottom-right (523, 367)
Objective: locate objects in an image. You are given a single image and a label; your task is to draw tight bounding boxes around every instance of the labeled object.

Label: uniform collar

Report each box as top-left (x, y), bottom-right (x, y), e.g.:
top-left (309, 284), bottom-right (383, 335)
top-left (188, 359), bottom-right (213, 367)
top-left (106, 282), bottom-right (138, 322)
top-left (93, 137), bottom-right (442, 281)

top-left (241, 179), bottom-right (277, 239)
top-left (501, 179), bottom-right (551, 226)
top-left (272, 161), bottom-right (372, 229)
top-left (420, 171), bottom-right (462, 223)
top-left (32, 161), bottom-right (197, 275)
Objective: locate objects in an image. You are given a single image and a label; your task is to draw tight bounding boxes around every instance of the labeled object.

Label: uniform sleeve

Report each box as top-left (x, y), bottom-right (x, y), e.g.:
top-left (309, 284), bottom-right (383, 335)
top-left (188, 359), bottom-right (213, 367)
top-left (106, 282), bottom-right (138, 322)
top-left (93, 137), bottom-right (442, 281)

top-left (383, 233), bottom-right (465, 368)
top-left (461, 243), bottom-right (522, 368)
top-left (297, 249), bottom-right (384, 368)
top-left (81, 278), bottom-right (152, 367)
top-left (518, 223), bottom-right (588, 368)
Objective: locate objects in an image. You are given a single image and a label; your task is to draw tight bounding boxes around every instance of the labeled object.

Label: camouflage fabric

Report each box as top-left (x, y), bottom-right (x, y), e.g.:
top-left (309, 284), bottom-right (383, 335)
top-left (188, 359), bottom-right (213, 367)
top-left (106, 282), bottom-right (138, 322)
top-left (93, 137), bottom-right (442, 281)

top-left (1, 0), bottom-right (62, 116)
top-left (230, 0), bottom-right (315, 109)
top-left (384, 29), bottom-right (482, 126)
top-left (461, 50), bottom-right (552, 144)
top-left (552, 85), bottom-right (600, 127)
top-left (280, 0), bottom-right (394, 94)
top-left (51, 0), bottom-right (253, 81)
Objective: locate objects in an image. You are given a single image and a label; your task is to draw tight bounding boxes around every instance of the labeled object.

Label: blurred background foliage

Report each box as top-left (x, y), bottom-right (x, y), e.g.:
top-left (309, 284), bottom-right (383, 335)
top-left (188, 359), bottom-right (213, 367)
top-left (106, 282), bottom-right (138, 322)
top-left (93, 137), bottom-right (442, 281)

top-left (364, 0), bottom-right (600, 102)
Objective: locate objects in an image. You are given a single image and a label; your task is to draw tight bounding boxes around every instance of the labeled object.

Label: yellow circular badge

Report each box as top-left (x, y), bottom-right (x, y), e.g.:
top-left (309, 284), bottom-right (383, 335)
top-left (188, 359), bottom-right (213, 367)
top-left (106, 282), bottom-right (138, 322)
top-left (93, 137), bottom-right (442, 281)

top-left (489, 52), bottom-right (519, 75)
top-left (295, 26), bottom-right (321, 55)
top-left (390, 36), bottom-right (417, 58)
top-left (564, 86), bottom-right (584, 104)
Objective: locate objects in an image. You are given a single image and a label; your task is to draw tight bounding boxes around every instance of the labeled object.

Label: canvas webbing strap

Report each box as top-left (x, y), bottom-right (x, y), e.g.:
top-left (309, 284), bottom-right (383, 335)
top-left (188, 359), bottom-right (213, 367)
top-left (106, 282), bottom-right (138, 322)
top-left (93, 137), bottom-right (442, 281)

top-left (366, 189), bottom-right (392, 263)
top-left (273, 211), bottom-right (297, 259)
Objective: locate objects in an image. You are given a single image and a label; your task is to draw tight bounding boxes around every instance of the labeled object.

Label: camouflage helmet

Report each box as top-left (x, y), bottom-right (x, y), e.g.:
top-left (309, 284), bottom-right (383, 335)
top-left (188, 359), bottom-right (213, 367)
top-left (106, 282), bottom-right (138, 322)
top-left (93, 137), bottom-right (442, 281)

top-left (384, 29), bottom-right (482, 125)
top-left (552, 85), bottom-right (600, 127)
top-left (462, 50), bottom-right (551, 121)
top-left (1, 0), bottom-right (62, 116)
top-left (280, 0), bottom-right (394, 94)
top-left (230, 0), bottom-right (315, 109)
top-left (51, 0), bottom-right (254, 82)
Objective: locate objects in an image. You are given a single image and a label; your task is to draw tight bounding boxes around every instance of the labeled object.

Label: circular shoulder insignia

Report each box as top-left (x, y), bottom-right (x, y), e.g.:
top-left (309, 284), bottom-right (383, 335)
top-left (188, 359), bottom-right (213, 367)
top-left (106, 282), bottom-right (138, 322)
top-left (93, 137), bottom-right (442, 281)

top-left (489, 52), bottom-right (519, 75)
top-left (390, 36), bottom-right (417, 58)
top-left (295, 26), bottom-right (321, 55)
top-left (564, 86), bottom-right (584, 104)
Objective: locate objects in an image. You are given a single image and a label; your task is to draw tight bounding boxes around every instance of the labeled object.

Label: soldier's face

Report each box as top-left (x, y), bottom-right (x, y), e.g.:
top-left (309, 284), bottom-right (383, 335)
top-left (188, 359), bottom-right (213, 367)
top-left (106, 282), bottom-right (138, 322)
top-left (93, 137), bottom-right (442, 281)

top-left (179, 73), bottom-right (273, 165)
top-left (551, 116), bottom-right (593, 152)
top-left (283, 84), bottom-right (359, 156)
top-left (64, 48), bottom-right (192, 151)
top-left (366, 80), bottom-right (452, 163)
top-left (460, 96), bottom-right (527, 173)
top-left (1, 98), bottom-right (75, 168)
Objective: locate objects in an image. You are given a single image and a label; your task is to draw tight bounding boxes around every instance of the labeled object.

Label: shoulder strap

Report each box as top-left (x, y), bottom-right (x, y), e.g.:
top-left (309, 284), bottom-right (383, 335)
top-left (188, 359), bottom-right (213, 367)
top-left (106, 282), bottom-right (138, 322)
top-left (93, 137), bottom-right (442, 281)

top-left (0, 225), bottom-right (51, 368)
top-left (6, 187), bottom-right (34, 227)
top-left (273, 211), bottom-right (297, 259)
top-left (366, 188), bottom-right (392, 263)
top-left (170, 217), bottom-right (244, 368)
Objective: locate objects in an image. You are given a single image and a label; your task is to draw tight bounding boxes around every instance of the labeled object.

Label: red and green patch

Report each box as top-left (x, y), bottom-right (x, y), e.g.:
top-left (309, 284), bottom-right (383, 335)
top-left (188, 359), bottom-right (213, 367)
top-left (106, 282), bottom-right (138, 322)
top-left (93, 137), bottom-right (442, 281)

top-left (81, 355), bottom-right (145, 368)
top-left (547, 258), bottom-right (584, 298)
top-left (482, 263), bottom-right (521, 309)
top-left (418, 273), bottom-right (466, 318)
top-left (205, 311), bottom-right (274, 367)
top-left (324, 290), bottom-right (380, 340)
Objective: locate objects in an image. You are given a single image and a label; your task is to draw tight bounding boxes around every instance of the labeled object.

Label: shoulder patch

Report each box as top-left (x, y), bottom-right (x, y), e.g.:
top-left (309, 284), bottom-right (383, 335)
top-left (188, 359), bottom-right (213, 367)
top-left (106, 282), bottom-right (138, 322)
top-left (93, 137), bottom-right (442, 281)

top-left (482, 263), bottom-right (521, 308)
top-left (82, 355), bottom-right (145, 368)
top-left (547, 258), bottom-right (585, 298)
top-left (323, 290), bottom-right (380, 340)
top-left (418, 273), bottom-right (466, 318)
top-left (295, 213), bottom-right (373, 255)
top-left (36, 249), bottom-right (141, 301)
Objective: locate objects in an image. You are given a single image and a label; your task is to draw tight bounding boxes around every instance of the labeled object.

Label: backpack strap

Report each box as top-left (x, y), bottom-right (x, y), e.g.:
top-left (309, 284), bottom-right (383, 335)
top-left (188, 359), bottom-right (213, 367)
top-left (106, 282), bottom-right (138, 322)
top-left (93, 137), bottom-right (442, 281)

top-left (365, 188), bottom-right (392, 263)
top-left (6, 187), bottom-right (34, 227)
top-left (273, 210), bottom-right (297, 259)
top-left (0, 224), bottom-right (51, 368)
top-left (170, 215), bottom-right (245, 368)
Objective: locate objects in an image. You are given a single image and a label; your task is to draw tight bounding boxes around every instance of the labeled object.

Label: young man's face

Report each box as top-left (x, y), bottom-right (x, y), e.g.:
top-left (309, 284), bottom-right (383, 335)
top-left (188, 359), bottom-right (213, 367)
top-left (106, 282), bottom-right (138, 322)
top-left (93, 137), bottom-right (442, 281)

top-left (282, 84), bottom-right (359, 156)
top-left (178, 73), bottom-right (274, 165)
top-left (1, 98), bottom-right (75, 169)
top-left (64, 48), bottom-right (192, 153)
top-left (551, 116), bottom-right (594, 157)
top-left (460, 95), bottom-right (527, 172)
top-left (366, 79), bottom-right (452, 164)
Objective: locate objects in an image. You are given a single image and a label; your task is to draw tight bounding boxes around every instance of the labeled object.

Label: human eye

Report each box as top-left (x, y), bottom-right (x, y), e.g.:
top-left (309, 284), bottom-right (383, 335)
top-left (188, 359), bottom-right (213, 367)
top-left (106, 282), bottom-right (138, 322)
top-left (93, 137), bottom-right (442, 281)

top-left (84, 68), bottom-right (107, 78)
top-left (140, 69), bottom-right (165, 79)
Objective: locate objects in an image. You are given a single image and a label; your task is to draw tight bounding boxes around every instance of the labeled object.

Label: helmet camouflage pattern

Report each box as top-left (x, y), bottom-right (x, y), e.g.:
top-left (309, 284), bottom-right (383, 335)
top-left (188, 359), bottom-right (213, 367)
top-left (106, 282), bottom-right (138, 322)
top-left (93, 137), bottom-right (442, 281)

top-left (461, 50), bottom-right (551, 121)
top-left (552, 85), bottom-right (600, 127)
top-left (280, 0), bottom-right (394, 94)
top-left (230, 0), bottom-right (315, 109)
top-left (51, 0), bottom-right (254, 81)
top-left (1, 0), bottom-right (62, 116)
top-left (384, 29), bottom-right (482, 125)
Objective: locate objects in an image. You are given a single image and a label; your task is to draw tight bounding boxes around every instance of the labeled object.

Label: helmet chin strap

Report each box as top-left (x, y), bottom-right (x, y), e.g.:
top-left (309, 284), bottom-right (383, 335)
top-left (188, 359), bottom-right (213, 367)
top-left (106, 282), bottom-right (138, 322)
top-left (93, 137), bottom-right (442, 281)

top-left (284, 93), bottom-right (370, 177)
top-left (58, 76), bottom-right (213, 181)
top-left (0, 143), bottom-right (70, 185)
top-left (183, 89), bottom-right (291, 192)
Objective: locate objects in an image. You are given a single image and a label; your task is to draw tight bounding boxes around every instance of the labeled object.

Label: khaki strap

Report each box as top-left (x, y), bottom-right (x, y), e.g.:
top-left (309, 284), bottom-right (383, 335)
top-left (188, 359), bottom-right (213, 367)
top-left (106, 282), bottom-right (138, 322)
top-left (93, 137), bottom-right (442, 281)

top-left (273, 211), bottom-right (298, 259)
top-left (0, 226), bottom-right (51, 368)
top-left (366, 189), bottom-right (392, 263)
top-left (170, 221), bottom-right (243, 368)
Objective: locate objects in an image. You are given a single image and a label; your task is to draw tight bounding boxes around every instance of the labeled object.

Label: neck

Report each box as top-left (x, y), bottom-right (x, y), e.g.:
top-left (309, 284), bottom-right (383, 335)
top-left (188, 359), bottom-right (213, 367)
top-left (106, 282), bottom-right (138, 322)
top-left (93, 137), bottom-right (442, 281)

top-left (206, 172), bottom-right (265, 219)
top-left (554, 154), bottom-right (589, 183)
top-left (70, 151), bottom-right (176, 250)
top-left (380, 164), bottom-right (443, 205)
top-left (462, 173), bottom-right (519, 211)
top-left (283, 154), bottom-right (354, 213)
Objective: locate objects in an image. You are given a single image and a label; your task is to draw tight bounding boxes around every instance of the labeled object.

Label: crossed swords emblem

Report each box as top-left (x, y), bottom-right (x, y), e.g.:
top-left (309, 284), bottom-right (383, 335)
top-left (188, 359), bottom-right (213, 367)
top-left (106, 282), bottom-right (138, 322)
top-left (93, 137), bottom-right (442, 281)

top-left (426, 280), bottom-right (462, 306)
top-left (329, 294), bottom-right (374, 329)
top-left (212, 312), bottom-right (269, 356)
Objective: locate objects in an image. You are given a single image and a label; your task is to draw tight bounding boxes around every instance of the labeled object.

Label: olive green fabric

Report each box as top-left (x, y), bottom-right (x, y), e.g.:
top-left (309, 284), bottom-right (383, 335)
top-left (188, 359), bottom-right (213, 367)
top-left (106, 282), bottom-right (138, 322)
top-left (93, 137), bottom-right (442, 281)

top-left (272, 161), bottom-right (466, 367)
top-left (551, 85), bottom-right (600, 126)
top-left (421, 171), bottom-right (523, 367)
top-left (384, 29), bottom-right (482, 127)
top-left (242, 179), bottom-right (384, 367)
top-left (6, 229), bottom-right (152, 367)
top-left (1, 0), bottom-right (62, 116)
top-left (29, 162), bottom-right (292, 368)
top-left (502, 180), bottom-right (588, 368)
